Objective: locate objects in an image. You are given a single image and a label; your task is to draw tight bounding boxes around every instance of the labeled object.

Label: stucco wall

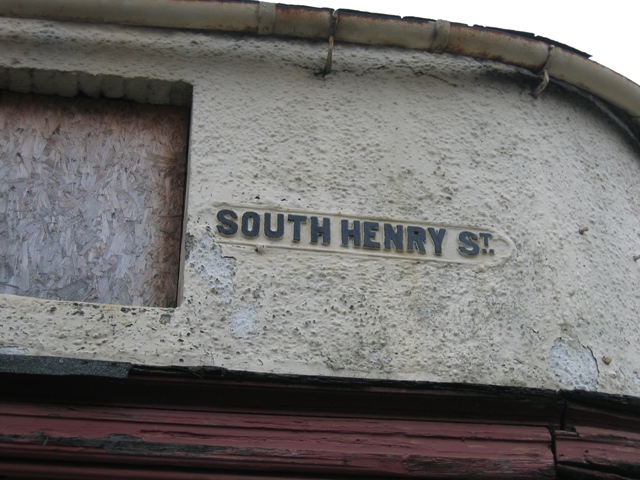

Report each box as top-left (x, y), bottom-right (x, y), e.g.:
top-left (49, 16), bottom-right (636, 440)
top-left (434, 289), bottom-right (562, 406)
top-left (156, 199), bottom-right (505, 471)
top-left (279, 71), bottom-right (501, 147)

top-left (1, 17), bottom-right (640, 396)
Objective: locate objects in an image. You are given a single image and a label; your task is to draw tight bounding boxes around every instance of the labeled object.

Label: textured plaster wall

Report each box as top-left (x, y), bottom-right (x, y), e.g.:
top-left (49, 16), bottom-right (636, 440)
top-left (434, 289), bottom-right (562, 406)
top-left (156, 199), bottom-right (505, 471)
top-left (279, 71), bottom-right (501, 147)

top-left (1, 17), bottom-right (640, 395)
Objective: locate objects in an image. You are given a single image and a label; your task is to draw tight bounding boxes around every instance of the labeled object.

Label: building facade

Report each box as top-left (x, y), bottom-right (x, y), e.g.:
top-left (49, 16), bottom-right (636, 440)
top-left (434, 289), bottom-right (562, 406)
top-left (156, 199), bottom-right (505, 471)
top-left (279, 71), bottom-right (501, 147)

top-left (1, 1), bottom-right (640, 477)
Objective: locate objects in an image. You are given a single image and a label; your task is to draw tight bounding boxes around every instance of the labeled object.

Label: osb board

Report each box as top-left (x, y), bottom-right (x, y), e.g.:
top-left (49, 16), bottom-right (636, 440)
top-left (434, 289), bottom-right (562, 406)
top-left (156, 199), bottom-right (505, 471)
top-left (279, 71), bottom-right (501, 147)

top-left (0, 91), bottom-right (189, 307)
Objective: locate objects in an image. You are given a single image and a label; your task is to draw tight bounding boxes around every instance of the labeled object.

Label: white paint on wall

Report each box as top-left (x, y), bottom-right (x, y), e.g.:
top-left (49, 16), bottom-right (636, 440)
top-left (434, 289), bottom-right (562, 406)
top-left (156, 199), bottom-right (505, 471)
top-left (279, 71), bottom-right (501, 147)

top-left (1, 17), bottom-right (640, 396)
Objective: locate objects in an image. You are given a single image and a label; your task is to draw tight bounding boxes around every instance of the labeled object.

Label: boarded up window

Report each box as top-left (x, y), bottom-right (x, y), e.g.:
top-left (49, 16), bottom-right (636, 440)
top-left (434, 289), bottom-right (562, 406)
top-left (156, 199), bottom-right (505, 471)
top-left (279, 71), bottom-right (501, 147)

top-left (0, 91), bottom-right (189, 307)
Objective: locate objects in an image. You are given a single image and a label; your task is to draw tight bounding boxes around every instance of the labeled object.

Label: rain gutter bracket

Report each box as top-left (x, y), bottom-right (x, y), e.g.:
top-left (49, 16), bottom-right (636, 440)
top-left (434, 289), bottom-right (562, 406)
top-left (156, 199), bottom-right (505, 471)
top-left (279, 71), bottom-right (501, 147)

top-left (322, 11), bottom-right (338, 76)
top-left (533, 68), bottom-right (550, 97)
top-left (431, 19), bottom-right (451, 53)
top-left (257, 2), bottom-right (275, 36)
top-left (533, 45), bottom-right (554, 97)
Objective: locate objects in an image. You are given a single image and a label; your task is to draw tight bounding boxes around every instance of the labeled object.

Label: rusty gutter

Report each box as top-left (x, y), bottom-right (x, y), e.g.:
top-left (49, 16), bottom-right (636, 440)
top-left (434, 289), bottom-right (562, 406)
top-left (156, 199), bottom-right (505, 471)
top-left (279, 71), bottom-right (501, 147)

top-left (0, 0), bottom-right (639, 132)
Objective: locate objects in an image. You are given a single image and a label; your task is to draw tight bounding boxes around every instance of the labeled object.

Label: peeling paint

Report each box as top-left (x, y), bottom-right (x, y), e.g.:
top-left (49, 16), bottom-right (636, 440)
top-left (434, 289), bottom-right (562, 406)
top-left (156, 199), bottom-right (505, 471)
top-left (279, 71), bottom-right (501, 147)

top-left (549, 338), bottom-right (598, 391)
top-left (0, 346), bottom-right (29, 355)
top-left (187, 232), bottom-right (236, 303)
top-left (231, 304), bottom-right (258, 338)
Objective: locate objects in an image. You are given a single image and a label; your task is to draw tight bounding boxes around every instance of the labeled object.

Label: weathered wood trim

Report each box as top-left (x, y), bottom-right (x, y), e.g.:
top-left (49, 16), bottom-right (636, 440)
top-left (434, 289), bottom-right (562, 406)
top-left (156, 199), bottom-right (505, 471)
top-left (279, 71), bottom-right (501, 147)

top-left (0, 369), bottom-right (639, 478)
top-left (0, 460), bottom-right (333, 480)
top-left (555, 465), bottom-right (636, 480)
top-left (0, 366), bottom-right (565, 425)
top-left (0, 401), bottom-right (555, 478)
top-left (555, 427), bottom-right (640, 479)
top-left (563, 394), bottom-right (640, 433)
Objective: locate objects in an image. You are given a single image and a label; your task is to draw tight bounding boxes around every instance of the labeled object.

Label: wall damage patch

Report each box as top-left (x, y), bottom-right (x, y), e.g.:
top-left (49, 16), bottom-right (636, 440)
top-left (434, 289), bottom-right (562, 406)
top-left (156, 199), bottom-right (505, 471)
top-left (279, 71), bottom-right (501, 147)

top-left (549, 338), bottom-right (598, 390)
top-left (187, 233), bottom-right (236, 303)
top-left (231, 304), bottom-right (258, 338)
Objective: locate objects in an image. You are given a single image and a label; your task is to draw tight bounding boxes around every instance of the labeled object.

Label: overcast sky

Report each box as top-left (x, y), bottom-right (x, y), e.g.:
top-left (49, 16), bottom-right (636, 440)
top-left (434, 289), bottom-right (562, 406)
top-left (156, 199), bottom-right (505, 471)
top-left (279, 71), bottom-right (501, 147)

top-left (276, 0), bottom-right (639, 86)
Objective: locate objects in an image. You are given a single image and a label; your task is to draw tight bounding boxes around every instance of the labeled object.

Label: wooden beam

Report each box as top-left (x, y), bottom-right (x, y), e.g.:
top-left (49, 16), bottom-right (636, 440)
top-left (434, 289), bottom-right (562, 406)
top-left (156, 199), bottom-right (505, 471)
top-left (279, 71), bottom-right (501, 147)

top-left (556, 427), bottom-right (640, 479)
top-left (0, 368), bottom-right (640, 478)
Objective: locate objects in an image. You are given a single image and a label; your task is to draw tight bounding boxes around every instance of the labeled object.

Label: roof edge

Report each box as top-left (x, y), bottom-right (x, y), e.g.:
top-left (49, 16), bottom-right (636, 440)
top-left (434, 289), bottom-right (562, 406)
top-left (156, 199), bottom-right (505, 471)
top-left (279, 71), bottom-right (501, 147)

top-left (0, 0), bottom-right (639, 136)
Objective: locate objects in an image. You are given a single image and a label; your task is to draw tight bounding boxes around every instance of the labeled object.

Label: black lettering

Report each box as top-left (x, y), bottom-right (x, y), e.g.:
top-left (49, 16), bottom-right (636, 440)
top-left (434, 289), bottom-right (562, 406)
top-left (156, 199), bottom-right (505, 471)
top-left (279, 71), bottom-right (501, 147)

top-left (288, 214), bottom-right (307, 242)
top-left (241, 211), bottom-right (260, 237)
top-left (216, 209), bottom-right (238, 236)
top-left (383, 224), bottom-right (404, 251)
top-left (311, 217), bottom-right (331, 245)
top-left (341, 220), bottom-right (361, 247)
top-left (479, 232), bottom-right (493, 254)
top-left (458, 231), bottom-right (480, 256)
top-left (428, 227), bottom-right (446, 255)
top-left (363, 222), bottom-right (381, 249)
top-left (264, 213), bottom-right (285, 239)
top-left (407, 226), bottom-right (426, 253)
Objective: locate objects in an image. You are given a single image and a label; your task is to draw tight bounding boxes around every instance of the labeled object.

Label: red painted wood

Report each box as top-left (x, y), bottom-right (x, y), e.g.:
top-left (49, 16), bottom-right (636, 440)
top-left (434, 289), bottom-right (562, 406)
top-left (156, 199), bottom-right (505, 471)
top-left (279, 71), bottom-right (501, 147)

top-left (0, 401), bottom-right (554, 442)
top-left (556, 465), bottom-right (635, 479)
top-left (2, 370), bottom-right (640, 478)
top-left (0, 371), bottom-right (564, 427)
top-left (555, 426), bottom-right (640, 478)
top-left (0, 401), bottom-right (554, 478)
top-left (564, 400), bottom-right (640, 434)
top-left (0, 459), bottom-right (338, 480)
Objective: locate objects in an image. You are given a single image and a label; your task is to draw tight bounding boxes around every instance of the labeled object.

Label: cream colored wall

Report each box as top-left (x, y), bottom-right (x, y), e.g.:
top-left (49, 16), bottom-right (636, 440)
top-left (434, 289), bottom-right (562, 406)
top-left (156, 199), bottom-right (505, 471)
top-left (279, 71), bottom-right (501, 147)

top-left (1, 17), bottom-right (640, 395)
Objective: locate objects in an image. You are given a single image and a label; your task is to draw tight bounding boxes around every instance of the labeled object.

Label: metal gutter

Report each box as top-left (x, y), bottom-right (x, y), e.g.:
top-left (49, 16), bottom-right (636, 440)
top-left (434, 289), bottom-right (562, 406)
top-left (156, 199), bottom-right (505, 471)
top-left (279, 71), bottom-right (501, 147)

top-left (1, 0), bottom-right (639, 132)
